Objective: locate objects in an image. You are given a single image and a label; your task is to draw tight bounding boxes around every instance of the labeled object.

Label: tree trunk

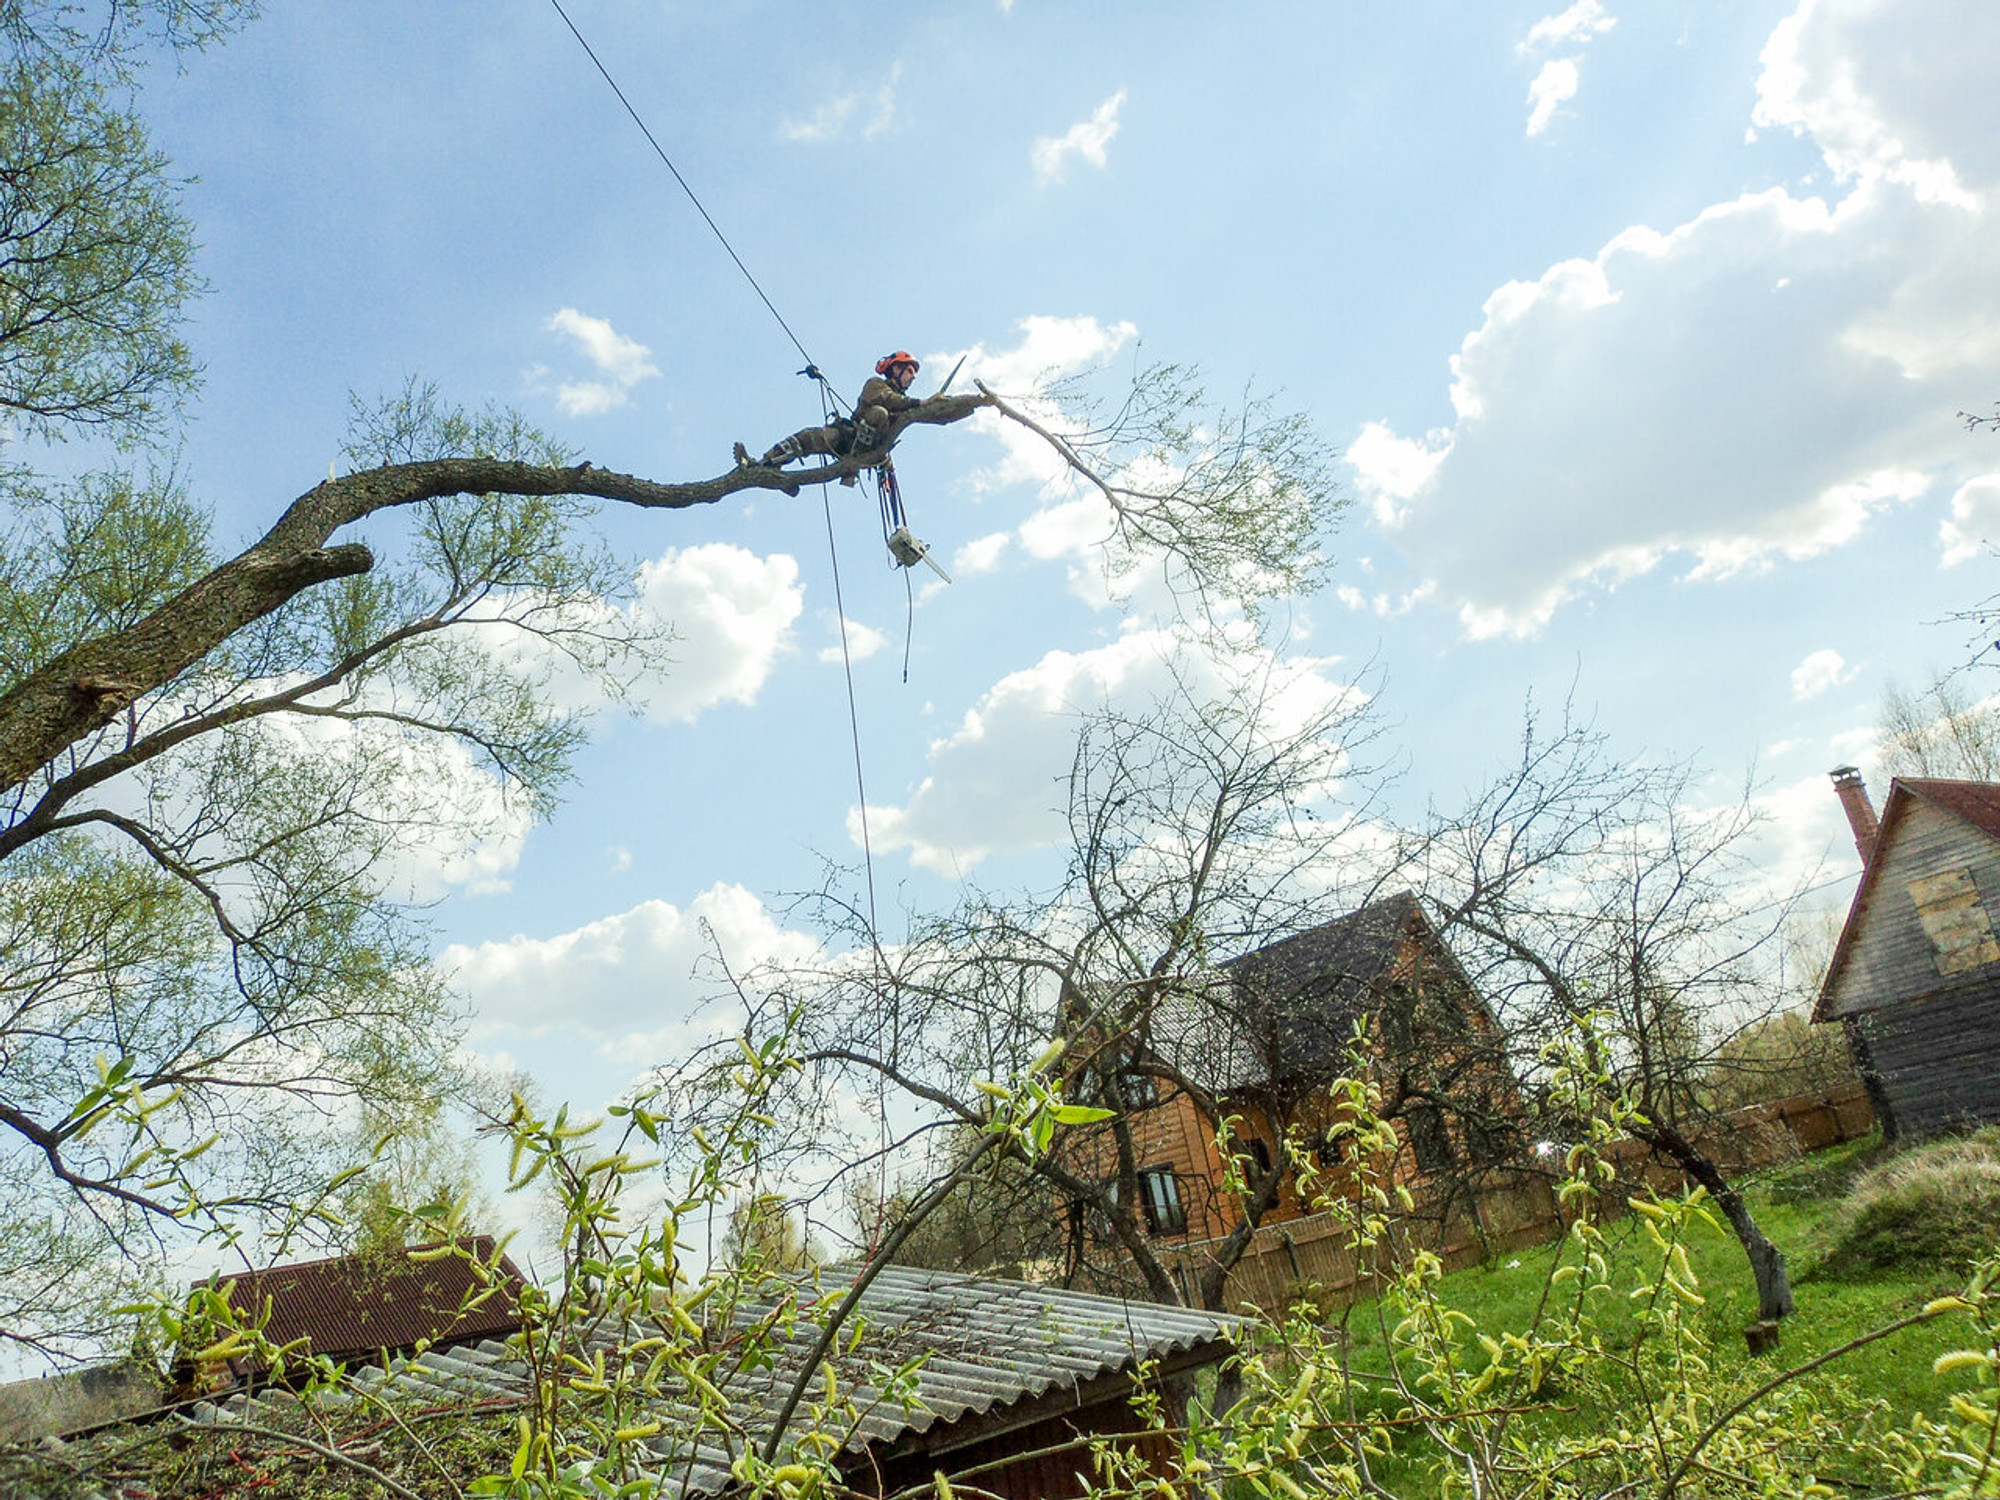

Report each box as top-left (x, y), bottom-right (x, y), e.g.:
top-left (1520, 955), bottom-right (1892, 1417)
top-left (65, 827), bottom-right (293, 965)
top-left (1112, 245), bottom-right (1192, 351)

top-left (1637, 1120), bottom-right (1793, 1321)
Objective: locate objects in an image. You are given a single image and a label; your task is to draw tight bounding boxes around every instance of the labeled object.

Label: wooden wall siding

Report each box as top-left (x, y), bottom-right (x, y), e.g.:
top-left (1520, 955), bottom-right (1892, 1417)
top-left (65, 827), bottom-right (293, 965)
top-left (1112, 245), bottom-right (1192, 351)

top-left (1169, 1082), bottom-right (1875, 1316)
top-left (1826, 801), bottom-right (2000, 1018)
top-left (1853, 988), bottom-right (2000, 1137)
top-left (859, 1391), bottom-right (1179, 1500)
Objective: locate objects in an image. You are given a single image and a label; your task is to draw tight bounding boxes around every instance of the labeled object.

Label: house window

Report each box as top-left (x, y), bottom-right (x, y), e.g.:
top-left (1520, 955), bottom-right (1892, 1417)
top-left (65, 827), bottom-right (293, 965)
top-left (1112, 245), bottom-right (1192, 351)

top-left (1137, 1168), bottom-right (1186, 1237)
top-left (1313, 1130), bottom-right (1345, 1169)
top-left (1117, 1068), bottom-right (1159, 1108)
top-left (1407, 1106), bottom-right (1454, 1175)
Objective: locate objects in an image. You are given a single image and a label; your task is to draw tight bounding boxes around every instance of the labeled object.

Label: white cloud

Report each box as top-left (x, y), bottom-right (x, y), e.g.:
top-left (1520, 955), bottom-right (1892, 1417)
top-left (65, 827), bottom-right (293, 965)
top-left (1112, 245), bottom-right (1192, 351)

top-left (544, 308), bottom-right (660, 416)
top-left (1348, 0), bottom-right (2000, 639)
top-left (1032, 90), bottom-right (1126, 185)
top-left (1520, 0), bottom-right (1616, 52)
top-left (1525, 58), bottom-right (1581, 137)
top-left (480, 544), bottom-right (803, 725)
top-left (782, 64), bottom-right (900, 143)
top-left (933, 314), bottom-right (1138, 498)
top-left (445, 883), bottom-right (819, 1047)
top-left (1790, 648), bottom-right (1855, 700)
top-left (1940, 474), bottom-right (2000, 566)
top-left (629, 546), bottom-right (804, 722)
top-left (951, 531), bottom-right (1012, 577)
top-left (818, 616), bottom-right (887, 665)
top-left (866, 628), bottom-right (1362, 874)
top-left (1347, 420), bottom-right (1449, 526)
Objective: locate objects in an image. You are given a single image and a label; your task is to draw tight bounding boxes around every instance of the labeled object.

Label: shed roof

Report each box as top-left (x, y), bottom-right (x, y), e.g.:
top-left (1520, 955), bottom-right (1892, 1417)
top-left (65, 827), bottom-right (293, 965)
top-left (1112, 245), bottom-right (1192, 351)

top-left (191, 1264), bottom-right (1242, 1498)
top-left (1815, 777), bottom-right (2000, 1021)
top-left (1152, 893), bottom-right (1426, 1091)
top-left (210, 1236), bottom-right (527, 1365)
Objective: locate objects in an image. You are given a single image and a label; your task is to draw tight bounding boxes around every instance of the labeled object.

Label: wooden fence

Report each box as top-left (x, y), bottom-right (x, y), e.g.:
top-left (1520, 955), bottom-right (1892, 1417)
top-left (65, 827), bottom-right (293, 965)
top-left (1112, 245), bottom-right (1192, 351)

top-left (1164, 1081), bottom-right (1876, 1315)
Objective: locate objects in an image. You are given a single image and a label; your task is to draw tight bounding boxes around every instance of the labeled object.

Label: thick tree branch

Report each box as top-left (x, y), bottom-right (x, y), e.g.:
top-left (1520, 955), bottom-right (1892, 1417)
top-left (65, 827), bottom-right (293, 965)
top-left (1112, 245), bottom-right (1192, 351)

top-left (0, 393), bottom-right (993, 796)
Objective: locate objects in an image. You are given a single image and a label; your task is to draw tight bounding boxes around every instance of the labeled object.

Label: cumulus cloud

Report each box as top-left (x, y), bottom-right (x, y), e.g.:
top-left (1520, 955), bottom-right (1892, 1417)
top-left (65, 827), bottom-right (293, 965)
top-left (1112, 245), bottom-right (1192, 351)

top-left (628, 547), bottom-right (804, 721)
top-left (782, 63), bottom-right (901, 142)
top-left (1348, 0), bottom-right (2000, 638)
top-left (1941, 474), bottom-right (2000, 565)
top-left (1790, 648), bottom-right (1856, 700)
top-left (929, 314), bottom-right (1138, 505)
top-left (1519, 0), bottom-right (1616, 52)
top-left (818, 616), bottom-right (887, 665)
top-left (1032, 90), bottom-right (1126, 185)
top-left (865, 628), bottom-right (1364, 874)
top-left (445, 883), bottom-right (819, 1049)
top-left (481, 544), bottom-right (803, 724)
top-left (1525, 59), bottom-right (1581, 137)
top-left (543, 308), bottom-right (660, 416)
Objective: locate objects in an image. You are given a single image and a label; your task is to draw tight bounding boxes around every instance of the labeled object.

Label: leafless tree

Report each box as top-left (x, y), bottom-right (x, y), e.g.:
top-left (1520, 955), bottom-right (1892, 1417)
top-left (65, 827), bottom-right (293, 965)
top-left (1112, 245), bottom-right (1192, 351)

top-left (666, 643), bottom-right (1393, 1311)
top-left (1407, 700), bottom-right (1832, 1325)
top-left (1879, 672), bottom-right (2000, 780)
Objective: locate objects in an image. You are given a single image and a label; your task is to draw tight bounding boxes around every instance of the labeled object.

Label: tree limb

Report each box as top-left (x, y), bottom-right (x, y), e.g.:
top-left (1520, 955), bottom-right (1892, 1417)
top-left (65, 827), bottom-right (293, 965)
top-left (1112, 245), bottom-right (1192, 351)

top-left (0, 393), bottom-right (993, 795)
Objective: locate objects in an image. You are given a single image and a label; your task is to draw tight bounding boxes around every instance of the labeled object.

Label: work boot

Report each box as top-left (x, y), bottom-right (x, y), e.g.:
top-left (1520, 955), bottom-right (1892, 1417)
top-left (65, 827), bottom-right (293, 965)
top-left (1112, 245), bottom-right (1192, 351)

top-left (760, 436), bottom-right (801, 467)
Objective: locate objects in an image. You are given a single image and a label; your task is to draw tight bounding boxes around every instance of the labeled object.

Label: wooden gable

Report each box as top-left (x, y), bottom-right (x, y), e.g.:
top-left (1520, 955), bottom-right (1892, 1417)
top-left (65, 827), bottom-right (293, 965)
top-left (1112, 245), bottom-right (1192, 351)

top-left (1818, 782), bottom-right (2000, 1021)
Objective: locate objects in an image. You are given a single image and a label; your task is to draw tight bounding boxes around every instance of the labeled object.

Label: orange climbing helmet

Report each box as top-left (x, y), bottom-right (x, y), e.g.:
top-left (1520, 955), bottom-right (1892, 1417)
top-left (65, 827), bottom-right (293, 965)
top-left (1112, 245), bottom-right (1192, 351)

top-left (876, 350), bottom-right (920, 378)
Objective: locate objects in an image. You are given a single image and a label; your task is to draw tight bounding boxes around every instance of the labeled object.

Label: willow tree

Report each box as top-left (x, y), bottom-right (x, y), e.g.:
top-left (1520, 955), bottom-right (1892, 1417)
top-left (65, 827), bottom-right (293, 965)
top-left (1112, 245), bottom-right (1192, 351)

top-left (0, 4), bottom-right (1341, 1356)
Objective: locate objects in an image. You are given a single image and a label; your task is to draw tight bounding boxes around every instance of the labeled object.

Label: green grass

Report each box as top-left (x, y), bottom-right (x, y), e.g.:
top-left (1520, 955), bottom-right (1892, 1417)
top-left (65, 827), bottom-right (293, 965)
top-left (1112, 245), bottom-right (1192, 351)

top-left (1306, 1133), bottom-right (2000, 1489)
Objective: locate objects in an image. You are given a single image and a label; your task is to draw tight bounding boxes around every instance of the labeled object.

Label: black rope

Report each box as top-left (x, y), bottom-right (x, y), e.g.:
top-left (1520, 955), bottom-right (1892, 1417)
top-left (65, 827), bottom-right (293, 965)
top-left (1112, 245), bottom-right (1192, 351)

top-left (547, 0), bottom-right (821, 374)
top-left (821, 489), bottom-right (883, 954)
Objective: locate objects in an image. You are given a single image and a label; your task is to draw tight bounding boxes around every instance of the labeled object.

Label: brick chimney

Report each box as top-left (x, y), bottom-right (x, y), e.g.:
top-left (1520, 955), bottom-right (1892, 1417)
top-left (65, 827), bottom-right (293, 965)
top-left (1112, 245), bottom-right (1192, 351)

top-left (1830, 766), bottom-right (1879, 864)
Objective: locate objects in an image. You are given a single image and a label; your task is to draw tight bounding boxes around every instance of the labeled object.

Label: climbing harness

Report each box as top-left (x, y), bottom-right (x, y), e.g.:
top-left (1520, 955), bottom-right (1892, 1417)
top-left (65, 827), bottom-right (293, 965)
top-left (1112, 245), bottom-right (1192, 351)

top-left (798, 364), bottom-right (951, 583)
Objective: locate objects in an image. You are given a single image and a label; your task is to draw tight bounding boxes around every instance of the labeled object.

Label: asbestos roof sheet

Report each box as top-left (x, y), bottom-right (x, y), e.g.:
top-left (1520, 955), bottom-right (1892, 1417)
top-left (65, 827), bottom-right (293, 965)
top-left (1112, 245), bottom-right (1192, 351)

top-left (191, 1265), bottom-right (1242, 1498)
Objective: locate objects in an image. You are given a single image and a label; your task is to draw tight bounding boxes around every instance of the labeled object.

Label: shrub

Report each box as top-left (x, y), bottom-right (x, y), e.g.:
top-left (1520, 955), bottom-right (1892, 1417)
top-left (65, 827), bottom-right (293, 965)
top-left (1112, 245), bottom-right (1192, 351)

top-left (1822, 1134), bottom-right (2000, 1279)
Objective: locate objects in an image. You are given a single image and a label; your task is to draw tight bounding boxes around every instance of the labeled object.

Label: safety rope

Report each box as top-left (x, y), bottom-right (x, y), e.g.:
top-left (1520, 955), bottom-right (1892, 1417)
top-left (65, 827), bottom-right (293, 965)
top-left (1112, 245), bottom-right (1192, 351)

top-left (549, 0), bottom-right (883, 945)
top-left (546, 0), bottom-right (822, 377)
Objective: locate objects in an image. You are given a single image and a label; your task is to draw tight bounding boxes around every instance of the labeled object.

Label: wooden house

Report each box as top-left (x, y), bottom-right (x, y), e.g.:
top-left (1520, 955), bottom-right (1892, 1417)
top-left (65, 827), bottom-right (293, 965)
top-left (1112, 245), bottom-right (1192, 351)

top-left (1815, 771), bottom-right (2000, 1139)
top-left (1070, 892), bottom-right (1521, 1251)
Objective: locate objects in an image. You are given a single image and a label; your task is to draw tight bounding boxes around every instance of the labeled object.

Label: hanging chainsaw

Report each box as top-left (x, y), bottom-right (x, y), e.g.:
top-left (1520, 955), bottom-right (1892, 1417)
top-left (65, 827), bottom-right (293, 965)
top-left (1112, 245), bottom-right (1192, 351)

top-left (874, 352), bottom-right (966, 584)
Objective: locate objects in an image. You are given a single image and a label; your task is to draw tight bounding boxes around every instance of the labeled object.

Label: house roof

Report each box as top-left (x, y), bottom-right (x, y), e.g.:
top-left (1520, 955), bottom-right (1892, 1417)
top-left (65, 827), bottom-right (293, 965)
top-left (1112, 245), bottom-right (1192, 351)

top-left (0, 1361), bottom-right (163, 1444)
top-left (1815, 777), bottom-right (2000, 1021)
top-left (1152, 893), bottom-right (1426, 1091)
top-left (189, 1265), bottom-right (1243, 1497)
top-left (210, 1236), bottom-right (527, 1365)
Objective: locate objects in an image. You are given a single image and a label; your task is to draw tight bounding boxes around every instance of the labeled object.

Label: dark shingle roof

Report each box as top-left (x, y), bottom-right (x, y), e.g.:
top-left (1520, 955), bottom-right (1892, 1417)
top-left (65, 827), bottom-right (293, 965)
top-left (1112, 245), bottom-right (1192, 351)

top-left (1152, 893), bottom-right (1423, 1091)
top-left (191, 1265), bottom-right (1243, 1498)
top-left (211, 1236), bottom-right (526, 1365)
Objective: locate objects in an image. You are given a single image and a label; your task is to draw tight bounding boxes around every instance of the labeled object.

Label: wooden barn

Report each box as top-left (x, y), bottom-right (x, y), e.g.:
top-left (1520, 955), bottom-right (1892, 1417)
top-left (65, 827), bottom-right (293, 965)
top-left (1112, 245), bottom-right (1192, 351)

top-left (1815, 769), bottom-right (2000, 1139)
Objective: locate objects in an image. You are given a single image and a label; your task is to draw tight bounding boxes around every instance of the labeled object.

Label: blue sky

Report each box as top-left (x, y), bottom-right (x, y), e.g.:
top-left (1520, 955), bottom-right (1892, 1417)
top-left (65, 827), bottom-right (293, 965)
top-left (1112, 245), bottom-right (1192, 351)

top-left (119, 1), bottom-right (1999, 1144)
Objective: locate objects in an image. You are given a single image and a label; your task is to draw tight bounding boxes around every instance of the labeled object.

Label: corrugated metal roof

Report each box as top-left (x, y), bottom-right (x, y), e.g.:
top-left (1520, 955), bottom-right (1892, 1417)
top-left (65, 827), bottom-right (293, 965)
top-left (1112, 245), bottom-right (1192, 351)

top-left (210, 1236), bottom-right (527, 1364)
top-left (1152, 893), bottom-right (1422, 1090)
top-left (192, 1264), bottom-right (1243, 1497)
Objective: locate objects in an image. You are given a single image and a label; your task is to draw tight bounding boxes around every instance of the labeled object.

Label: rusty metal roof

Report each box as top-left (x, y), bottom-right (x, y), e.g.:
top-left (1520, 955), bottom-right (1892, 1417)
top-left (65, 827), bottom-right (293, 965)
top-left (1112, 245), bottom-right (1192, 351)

top-left (1904, 778), bottom-right (2000, 840)
top-left (193, 1264), bottom-right (1242, 1497)
top-left (211, 1236), bottom-right (527, 1364)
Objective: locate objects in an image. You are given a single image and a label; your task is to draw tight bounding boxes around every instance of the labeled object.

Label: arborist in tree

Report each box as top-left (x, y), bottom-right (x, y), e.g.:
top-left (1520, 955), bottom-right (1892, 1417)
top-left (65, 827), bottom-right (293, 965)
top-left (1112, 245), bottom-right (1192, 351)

top-left (739, 351), bottom-right (926, 472)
